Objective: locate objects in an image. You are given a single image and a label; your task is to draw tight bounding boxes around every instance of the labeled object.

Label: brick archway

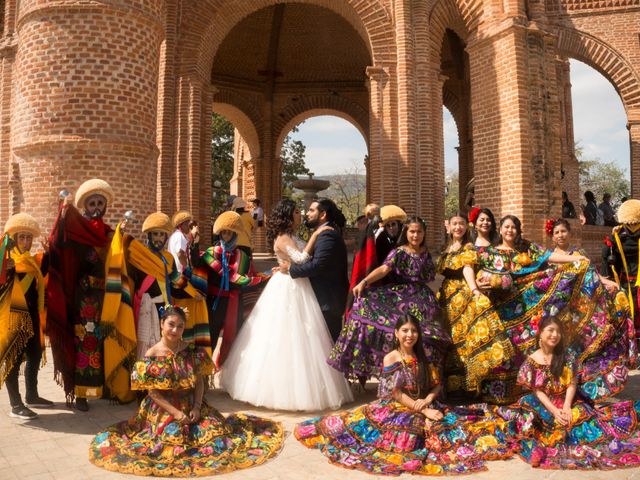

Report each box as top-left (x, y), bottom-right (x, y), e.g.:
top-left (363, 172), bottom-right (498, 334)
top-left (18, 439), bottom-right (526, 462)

top-left (186, 0), bottom-right (395, 82)
top-left (212, 103), bottom-right (261, 160)
top-left (273, 100), bottom-right (369, 158)
top-left (555, 27), bottom-right (640, 111)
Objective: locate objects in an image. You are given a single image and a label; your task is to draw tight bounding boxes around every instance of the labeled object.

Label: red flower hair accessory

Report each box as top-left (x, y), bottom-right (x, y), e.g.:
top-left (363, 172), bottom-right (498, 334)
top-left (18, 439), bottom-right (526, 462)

top-left (545, 219), bottom-right (556, 237)
top-left (468, 207), bottom-right (481, 225)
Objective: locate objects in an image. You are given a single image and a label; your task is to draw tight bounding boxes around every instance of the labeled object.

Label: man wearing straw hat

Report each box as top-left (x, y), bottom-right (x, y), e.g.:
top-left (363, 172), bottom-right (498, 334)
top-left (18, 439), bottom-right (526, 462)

top-left (47, 179), bottom-right (114, 411)
top-left (1, 213), bottom-right (53, 419)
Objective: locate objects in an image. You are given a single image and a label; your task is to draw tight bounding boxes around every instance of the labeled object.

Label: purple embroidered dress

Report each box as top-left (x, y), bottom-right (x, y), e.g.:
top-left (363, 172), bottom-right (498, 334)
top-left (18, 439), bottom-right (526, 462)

top-left (328, 248), bottom-right (450, 381)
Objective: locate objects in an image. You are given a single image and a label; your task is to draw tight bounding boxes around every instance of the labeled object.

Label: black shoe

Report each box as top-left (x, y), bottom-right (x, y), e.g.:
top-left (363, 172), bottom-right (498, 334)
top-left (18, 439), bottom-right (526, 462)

top-left (25, 396), bottom-right (54, 408)
top-left (75, 397), bottom-right (89, 412)
top-left (9, 405), bottom-right (38, 420)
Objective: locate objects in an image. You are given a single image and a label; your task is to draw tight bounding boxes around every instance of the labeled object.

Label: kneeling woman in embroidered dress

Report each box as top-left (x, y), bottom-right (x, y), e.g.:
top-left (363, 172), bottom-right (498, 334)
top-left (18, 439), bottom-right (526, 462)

top-left (89, 306), bottom-right (283, 477)
top-left (497, 316), bottom-right (640, 469)
top-left (296, 315), bottom-right (511, 476)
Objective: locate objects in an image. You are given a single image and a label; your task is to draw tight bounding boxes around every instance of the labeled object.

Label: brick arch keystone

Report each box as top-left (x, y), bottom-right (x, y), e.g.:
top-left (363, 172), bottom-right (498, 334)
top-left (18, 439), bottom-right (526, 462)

top-left (555, 27), bottom-right (640, 111)
top-left (180, 0), bottom-right (395, 81)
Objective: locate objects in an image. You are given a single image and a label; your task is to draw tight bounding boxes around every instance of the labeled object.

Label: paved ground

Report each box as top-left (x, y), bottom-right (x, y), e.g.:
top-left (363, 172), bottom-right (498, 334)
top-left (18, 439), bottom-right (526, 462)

top-left (1, 352), bottom-right (640, 480)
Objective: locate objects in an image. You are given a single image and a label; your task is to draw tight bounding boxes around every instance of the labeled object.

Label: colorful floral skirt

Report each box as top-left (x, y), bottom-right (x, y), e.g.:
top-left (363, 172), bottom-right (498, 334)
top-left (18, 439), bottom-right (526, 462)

top-left (497, 396), bottom-right (640, 469)
top-left (89, 392), bottom-right (284, 477)
top-left (474, 262), bottom-right (636, 404)
top-left (328, 283), bottom-right (449, 381)
top-left (439, 278), bottom-right (515, 395)
top-left (295, 400), bottom-right (512, 476)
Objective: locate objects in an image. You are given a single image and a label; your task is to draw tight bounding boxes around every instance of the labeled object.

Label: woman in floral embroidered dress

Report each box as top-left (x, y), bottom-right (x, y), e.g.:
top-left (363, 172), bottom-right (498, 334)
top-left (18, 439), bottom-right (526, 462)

top-left (548, 218), bottom-right (637, 401)
top-left (328, 217), bottom-right (450, 382)
top-left (297, 315), bottom-right (511, 476)
top-left (437, 212), bottom-right (513, 397)
top-left (89, 306), bottom-right (283, 477)
top-left (470, 215), bottom-right (633, 405)
top-left (497, 316), bottom-right (640, 469)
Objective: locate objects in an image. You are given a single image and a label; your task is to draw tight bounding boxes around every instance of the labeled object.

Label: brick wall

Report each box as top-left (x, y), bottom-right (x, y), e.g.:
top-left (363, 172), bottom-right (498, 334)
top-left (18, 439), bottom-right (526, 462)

top-left (1, 0), bottom-right (638, 255)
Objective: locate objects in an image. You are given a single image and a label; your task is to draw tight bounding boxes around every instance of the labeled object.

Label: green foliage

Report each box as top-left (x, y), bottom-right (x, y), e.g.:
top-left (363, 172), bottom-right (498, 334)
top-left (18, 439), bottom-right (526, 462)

top-left (444, 171), bottom-right (460, 218)
top-left (210, 116), bottom-right (311, 214)
top-left (576, 145), bottom-right (630, 207)
top-left (281, 125), bottom-right (310, 198)
top-left (211, 113), bottom-right (234, 216)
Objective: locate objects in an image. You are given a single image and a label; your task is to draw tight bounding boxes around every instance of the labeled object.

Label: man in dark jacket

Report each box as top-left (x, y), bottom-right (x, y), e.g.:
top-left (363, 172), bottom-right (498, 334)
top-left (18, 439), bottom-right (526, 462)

top-left (279, 199), bottom-right (348, 341)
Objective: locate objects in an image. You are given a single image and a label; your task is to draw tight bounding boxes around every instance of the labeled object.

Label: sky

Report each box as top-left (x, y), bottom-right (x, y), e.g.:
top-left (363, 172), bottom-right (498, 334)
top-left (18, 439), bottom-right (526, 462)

top-left (289, 59), bottom-right (629, 179)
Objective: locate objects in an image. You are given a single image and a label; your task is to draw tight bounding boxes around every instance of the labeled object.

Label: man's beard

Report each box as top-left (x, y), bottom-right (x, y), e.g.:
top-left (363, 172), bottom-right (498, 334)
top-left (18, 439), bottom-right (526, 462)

top-left (151, 240), bottom-right (166, 251)
top-left (305, 217), bottom-right (319, 229)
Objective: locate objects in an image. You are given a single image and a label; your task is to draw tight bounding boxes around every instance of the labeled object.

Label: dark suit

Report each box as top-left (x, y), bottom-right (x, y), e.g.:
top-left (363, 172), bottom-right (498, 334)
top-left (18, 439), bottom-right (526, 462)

top-left (289, 225), bottom-right (348, 341)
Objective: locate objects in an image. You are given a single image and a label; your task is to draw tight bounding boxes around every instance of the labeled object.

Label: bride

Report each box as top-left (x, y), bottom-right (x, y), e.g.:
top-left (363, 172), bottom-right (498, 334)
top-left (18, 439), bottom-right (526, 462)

top-left (221, 199), bottom-right (354, 411)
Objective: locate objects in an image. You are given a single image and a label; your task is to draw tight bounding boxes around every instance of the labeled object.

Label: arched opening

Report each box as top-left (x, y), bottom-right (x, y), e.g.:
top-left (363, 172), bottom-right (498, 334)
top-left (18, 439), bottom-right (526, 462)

top-left (209, 3), bottom-right (372, 220)
top-left (443, 107), bottom-right (460, 217)
top-left (440, 28), bottom-right (472, 218)
top-left (560, 58), bottom-right (630, 221)
top-left (279, 114), bottom-right (368, 224)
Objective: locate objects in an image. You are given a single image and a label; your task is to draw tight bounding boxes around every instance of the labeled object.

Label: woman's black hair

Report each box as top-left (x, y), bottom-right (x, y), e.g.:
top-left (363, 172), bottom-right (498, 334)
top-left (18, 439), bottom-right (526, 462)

top-left (160, 305), bottom-right (187, 324)
top-left (536, 316), bottom-right (566, 378)
top-left (397, 216), bottom-right (427, 249)
top-left (552, 218), bottom-right (571, 234)
top-left (266, 198), bottom-right (297, 244)
top-left (316, 198), bottom-right (346, 231)
top-left (499, 215), bottom-right (531, 252)
top-left (584, 190), bottom-right (596, 203)
top-left (471, 207), bottom-right (499, 245)
top-left (443, 211), bottom-right (470, 252)
top-left (393, 315), bottom-right (430, 396)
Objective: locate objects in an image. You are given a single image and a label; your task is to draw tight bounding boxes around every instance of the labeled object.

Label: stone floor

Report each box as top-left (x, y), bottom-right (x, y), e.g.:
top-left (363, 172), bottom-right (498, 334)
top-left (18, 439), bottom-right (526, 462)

top-left (1, 351), bottom-right (640, 480)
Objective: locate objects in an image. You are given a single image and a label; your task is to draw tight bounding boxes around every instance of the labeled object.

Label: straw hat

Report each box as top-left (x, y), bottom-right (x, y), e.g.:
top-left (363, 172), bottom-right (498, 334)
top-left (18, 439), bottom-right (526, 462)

top-left (231, 197), bottom-right (248, 211)
top-left (171, 210), bottom-right (193, 228)
top-left (142, 212), bottom-right (172, 233)
top-left (380, 205), bottom-right (407, 225)
top-left (74, 178), bottom-right (114, 209)
top-left (213, 211), bottom-right (244, 236)
top-left (617, 199), bottom-right (640, 225)
top-left (4, 213), bottom-right (41, 237)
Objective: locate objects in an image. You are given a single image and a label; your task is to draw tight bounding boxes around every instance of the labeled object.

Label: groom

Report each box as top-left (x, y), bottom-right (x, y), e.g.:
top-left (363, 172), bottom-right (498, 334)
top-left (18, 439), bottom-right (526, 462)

top-left (279, 199), bottom-right (348, 341)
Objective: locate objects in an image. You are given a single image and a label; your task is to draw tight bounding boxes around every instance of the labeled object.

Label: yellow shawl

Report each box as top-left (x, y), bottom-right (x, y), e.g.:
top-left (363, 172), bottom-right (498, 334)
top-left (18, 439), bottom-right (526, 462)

top-left (127, 238), bottom-right (212, 363)
top-left (101, 225), bottom-right (136, 403)
top-left (0, 236), bottom-right (34, 386)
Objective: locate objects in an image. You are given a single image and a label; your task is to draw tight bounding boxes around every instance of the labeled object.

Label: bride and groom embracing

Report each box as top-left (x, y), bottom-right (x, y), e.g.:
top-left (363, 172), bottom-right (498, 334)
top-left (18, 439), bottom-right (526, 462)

top-left (221, 198), bottom-right (355, 411)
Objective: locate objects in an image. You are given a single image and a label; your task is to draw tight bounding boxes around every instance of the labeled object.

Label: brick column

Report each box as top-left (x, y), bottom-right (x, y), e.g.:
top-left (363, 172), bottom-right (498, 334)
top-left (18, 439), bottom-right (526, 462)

top-left (366, 66), bottom-right (390, 205)
top-left (468, 23), bottom-right (562, 240)
top-left (393, 0), bottom-right (417, 210)
top-left (12, 1), bottom-right (164, 234)
top-left (629, 109), bottom-right (640, 199)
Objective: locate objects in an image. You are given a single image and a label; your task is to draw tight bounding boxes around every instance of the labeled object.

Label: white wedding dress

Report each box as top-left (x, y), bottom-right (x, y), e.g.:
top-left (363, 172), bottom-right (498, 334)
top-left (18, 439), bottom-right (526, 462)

top-left (221, 236), bottom-right (354, 411)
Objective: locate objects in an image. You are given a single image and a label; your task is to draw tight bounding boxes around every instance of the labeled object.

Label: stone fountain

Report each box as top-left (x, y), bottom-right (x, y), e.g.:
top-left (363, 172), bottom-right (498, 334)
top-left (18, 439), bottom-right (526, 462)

top-left (292, 173), bottom-right (330, 209)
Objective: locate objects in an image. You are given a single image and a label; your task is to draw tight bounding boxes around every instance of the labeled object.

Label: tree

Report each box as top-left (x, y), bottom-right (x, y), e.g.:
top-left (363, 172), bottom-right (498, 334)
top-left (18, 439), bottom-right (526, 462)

top-left (576, 144), bottom-right (630, 207)
top-left (211, 113), bottom-right (234, 215)
top-left (322, 160), bottom-right (367, 224)
top-left (210, 115), bottom-right (311, 214)
top-left (444, 170), bottom-right (460, 218)
top-left (280, 125), bottom-right (310, 198)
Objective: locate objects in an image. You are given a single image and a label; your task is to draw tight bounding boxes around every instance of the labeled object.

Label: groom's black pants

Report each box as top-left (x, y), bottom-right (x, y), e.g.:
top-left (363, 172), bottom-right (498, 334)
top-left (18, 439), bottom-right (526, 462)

top-left (323, 312), bottom-right (342, 343)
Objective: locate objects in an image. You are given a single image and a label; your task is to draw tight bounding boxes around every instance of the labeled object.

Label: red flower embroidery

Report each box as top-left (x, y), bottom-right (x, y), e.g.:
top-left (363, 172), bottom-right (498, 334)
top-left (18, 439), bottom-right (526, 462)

top-left (89, 352), bottom-right (101, 369)
top-left (83, 335), bottom-right (98, 352)
top-left (76, 352), bottom-right (90, 369)
top-left (80, 304), bottom-right (97, 320)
